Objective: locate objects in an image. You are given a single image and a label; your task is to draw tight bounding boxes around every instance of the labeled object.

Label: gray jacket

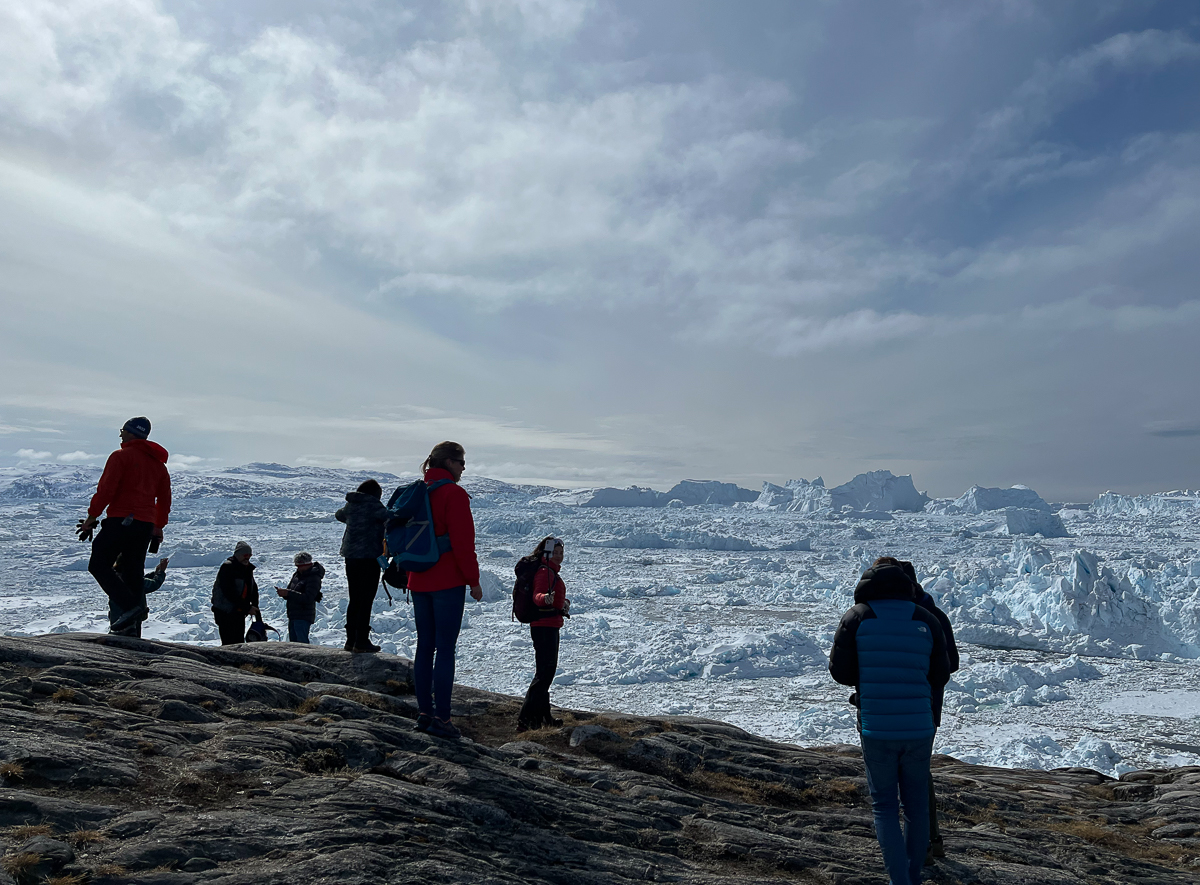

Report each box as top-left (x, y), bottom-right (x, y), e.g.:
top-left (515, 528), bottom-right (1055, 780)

top-left (335, 492), bottom-right (389, 559)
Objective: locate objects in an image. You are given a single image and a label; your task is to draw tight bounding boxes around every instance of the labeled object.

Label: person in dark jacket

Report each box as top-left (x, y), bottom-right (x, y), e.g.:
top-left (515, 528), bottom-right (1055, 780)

top-left (517, 536), bottom-right (571, 732)
top-left (79, 417), bottom-right (172, 636)
top-left (276, 552), bottom-right (324, 644)
top-left (335, 479), bottom-right (389, 653)
top-left (899, 560), bottom-right (959, 864)
top-left (107, 556), bottom-right (169, 638)
top-left (211, 542), bottom-right (260, 645)
top-left (406, 441), bottom-right (483, 740)
top-left (830, 557), bottom-right (952, 885)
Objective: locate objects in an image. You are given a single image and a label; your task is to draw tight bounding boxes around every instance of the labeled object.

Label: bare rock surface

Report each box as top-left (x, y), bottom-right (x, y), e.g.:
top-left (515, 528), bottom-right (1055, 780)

top-left (0, 633), bottom-right (1197, 884)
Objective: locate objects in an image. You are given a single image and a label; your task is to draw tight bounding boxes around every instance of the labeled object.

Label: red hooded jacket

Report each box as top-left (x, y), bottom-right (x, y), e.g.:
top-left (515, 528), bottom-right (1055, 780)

top-left (88, 439), bottom-right (172, 528)
top-left (531, 558), bottom-right (566, 629)
top-left (405, 468), bottom-right (481, 593)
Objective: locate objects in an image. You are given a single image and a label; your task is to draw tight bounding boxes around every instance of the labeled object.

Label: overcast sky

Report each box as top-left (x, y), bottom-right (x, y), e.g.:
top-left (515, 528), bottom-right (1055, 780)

top-left (1, 0), bottom-right (1198, 500)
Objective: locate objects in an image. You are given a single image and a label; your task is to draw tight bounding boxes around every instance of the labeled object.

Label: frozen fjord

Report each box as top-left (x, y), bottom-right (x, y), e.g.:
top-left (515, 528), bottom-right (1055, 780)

top-left (2, 462), bottom-right (1199, 776)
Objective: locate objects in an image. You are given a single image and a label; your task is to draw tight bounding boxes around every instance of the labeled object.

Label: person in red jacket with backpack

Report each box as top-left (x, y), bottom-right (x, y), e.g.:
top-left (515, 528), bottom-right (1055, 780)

top-left (405, 441), bottom-right (482, 740)
top-left (517, 536), bottom-right (570, 732)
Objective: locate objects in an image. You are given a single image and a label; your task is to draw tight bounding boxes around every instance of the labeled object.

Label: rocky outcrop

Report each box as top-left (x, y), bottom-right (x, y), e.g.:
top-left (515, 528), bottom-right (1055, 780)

top-left (0, 634), bottom-right (1197, 884)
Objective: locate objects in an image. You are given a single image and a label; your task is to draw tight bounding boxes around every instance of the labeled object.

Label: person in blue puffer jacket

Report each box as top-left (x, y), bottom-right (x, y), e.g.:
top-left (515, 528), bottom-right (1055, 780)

top-left (829, 557), bottom-right (952, 885)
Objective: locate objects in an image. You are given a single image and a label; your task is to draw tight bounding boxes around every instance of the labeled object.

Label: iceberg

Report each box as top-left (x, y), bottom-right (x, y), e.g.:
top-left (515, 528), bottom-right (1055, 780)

top-left (829, 470), bottom-right (929, 512)
top-left (1005, 508), bottom-right (1069, 538)
top-left (954, 485), bottom-right (1050, 513)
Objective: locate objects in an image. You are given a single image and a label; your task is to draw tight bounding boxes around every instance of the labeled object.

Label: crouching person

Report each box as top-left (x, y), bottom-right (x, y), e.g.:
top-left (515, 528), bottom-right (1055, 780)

top-left (829, 557), bottom-right (951, 885)
top-left (276, 552), bottom-right (324, 644)
top-left (107, 556), bottom-right (169, 638)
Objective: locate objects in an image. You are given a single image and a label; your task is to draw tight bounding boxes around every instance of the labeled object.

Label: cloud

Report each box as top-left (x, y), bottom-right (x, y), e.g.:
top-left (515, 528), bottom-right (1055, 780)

top-left (1144, 421), bottom-right (1200, 438)
top-left (57, 451), bottom-right (101, 462)
top-left (15, 449), bottom-right (51, 461)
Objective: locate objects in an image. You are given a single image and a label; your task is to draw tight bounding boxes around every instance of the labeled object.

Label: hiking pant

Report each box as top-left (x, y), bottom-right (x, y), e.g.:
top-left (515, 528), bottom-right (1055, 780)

top-left (88, 517), bottom-right (154, 631)
top-left (518, 626), bottom-right (560, 727)
top-left (411, 586), bottom-right (466, 721)
top-left (344, 557), bottom-right (380, 647)
top-left (861, 734), bottom-right (934, 885)
top-left (928, 773), bottom-right (942, 845)
top-left (214, 611), bottom-right (247, 645)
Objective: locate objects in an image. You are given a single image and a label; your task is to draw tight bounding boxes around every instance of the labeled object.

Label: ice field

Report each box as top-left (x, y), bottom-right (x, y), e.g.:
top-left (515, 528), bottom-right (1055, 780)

top-left (2, 462), bottom-right (1199, 776)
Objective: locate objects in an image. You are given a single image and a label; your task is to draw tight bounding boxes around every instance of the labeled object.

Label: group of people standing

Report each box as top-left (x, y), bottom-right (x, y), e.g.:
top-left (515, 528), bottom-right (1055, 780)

top-left (80, 417), bottom-right (952, 882)
top-left (80, 428), bottom-right (570, 743)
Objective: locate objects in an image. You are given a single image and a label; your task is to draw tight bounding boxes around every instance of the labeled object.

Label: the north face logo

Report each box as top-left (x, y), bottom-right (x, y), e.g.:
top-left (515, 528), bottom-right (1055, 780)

top-left (917, 624), bottom-right (928, 633)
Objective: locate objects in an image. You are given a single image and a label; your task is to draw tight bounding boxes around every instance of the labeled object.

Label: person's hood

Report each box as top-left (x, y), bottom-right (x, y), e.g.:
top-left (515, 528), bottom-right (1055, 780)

top-left (122, 438), bottom-right (169, 463)
top-left (853, 564), bottom-right (915, 604)
top-left (226, 556), bottom-right (255, 570)
top-left (345, 491), bottom-right (381, 504)
top-left (309, 562), bottom-right (326, 579)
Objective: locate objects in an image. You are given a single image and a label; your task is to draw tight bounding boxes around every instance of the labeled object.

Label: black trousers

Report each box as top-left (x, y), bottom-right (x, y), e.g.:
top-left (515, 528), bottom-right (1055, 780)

top-left (214, 611), bottom-right (247, 645)
top-left (518, 626), bottom-right (560, 727)
top-left (345, 557), bottom-right (381, 646)
top-left (88, 517), bottom-right (153, 630)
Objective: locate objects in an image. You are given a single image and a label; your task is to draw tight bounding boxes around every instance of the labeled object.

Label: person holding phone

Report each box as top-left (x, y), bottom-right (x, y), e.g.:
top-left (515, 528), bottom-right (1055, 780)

top-left (517, 536), bottom-right (570, 732)
top-left (276, 552), bottom-right (324, 644)
top-left (405, 441), bottom-right (483, 740)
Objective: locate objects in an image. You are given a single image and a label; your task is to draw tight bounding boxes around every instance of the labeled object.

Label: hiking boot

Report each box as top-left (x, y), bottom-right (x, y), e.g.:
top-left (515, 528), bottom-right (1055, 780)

top-left (546, 717), bottom-right (564, 727)
top-left (109, 606), bottom-right (148, 635)
top-left (352, 641), bottom-right (382, 654)
top-left (930, 838), bottom-right (946, 858)
top-left (516, 721), bottom-right (532, 734)
top-left (428, 717), bottom-right (461, 740)
top-left (414, 714), bottom-right (432, 733)
top-left (344, 639), bottom-right (354, 651)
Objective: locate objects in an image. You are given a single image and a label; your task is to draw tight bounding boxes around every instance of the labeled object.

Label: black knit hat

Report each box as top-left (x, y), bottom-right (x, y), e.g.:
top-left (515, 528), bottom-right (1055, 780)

top-left (122, 417), bottom-right (151, 439)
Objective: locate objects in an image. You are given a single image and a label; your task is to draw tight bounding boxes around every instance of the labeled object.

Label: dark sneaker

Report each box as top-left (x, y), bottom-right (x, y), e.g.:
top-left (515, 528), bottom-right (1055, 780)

top-left (428, 717), bottom-right (460, 740)
top-left (344, 639), bottom-right (354, 651)
top-left (516, 721), bottom-right (531, 734)
top-left (351, 642), bottom-right (382, 654)
top-left (414, 714), bottom-right (432, 733)
top-left (546, 717), bottom-right (564, 727)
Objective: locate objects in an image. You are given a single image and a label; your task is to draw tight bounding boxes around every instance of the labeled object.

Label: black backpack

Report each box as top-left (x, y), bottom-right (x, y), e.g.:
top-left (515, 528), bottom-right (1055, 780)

top-left (512, 557), bottom-right (555, 623)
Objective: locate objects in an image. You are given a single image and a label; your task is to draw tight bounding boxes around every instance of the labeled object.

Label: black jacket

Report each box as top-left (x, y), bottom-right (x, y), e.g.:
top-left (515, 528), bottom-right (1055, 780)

top-left (829, 564), bottom-right (953, 726)
top-left (284, 562), bottom-right (325, 622)
top-left (335, 492), bottom-right (389, 560)
top-left (211, 558), bottom-right (258, 616)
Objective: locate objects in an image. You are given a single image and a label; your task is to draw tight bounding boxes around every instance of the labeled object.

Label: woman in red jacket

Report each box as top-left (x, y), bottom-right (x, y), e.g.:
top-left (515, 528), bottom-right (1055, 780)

top-left (406, 441), bottom-right (483, 740)
top-left (517, 536), bottom-right (570, 732)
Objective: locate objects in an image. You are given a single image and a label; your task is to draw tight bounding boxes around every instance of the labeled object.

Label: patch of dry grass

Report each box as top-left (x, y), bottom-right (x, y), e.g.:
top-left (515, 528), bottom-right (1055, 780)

top-left (46, 875), bottom-right (86, 885)
top-left (0, 761), bottom-right (25, 781)
top-left (238, 663), bottom-right (268, 675)
top-left (92, 864), bottom-right (127, 877)
top-left (1044, 818), bottom-right (1192, 865)
top-left (296, 696), bottom-right (322, 715)
top-left (1, 852), bottom-right (40, 878)
top-left (8, 824), bottom-right (53, 839)
top-left (678, 768), bottom-right (812, 808)
top-left (66, 829), bottom-right (105, 847)
top-left (51, 687), bottom-right (77, 703)
top-left (106, 693), bottom-right (142, 712)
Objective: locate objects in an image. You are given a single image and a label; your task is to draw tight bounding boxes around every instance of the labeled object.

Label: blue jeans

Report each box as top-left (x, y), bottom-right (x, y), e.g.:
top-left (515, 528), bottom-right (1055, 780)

top-left (288, 619), bottom-right (311, 644)
top-left (861, 735), bottom-right (934, 885)
top-left (411, 586), bottom-right (466, 720)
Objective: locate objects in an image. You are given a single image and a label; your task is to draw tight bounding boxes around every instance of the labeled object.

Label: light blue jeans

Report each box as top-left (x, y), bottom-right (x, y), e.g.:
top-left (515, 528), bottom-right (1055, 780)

top-left (861, 735), bottom-right (934, 885)
top-left (288, 619), bottom-right (311, 644)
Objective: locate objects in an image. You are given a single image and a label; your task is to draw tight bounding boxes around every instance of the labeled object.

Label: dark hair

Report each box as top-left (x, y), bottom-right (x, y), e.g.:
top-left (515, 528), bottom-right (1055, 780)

top-left (356, 479), bottom-right (382, 498)
top-left (423, 440), bottom-right (465, 473)
top-left (871, 556), bottom-right (904, 570)
top-left (530, 535), bottom-right (563, 559)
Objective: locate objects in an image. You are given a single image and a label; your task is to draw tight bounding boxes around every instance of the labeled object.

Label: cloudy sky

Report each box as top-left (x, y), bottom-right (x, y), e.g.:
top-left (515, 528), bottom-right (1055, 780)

top-left (1, 0), bottom-right (1197, 500)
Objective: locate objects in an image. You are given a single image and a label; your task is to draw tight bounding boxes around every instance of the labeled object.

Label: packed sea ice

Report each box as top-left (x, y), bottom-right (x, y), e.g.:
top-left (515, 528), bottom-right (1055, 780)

top-left (2, 463), bottom-right (1199, 776)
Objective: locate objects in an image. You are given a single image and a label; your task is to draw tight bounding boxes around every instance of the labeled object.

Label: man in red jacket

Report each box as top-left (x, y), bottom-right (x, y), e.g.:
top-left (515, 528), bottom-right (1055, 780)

top-left (78, 417), bottom-right (172, 636)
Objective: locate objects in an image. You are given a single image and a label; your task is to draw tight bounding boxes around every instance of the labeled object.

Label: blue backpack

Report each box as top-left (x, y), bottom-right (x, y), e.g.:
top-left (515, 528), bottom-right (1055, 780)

top-left (376, 479), bottom-right (454, 574)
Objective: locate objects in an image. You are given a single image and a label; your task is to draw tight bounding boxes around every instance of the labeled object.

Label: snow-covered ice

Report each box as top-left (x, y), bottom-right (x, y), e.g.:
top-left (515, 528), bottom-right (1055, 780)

top-left (2, 461), bottom-right (1200, 776)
